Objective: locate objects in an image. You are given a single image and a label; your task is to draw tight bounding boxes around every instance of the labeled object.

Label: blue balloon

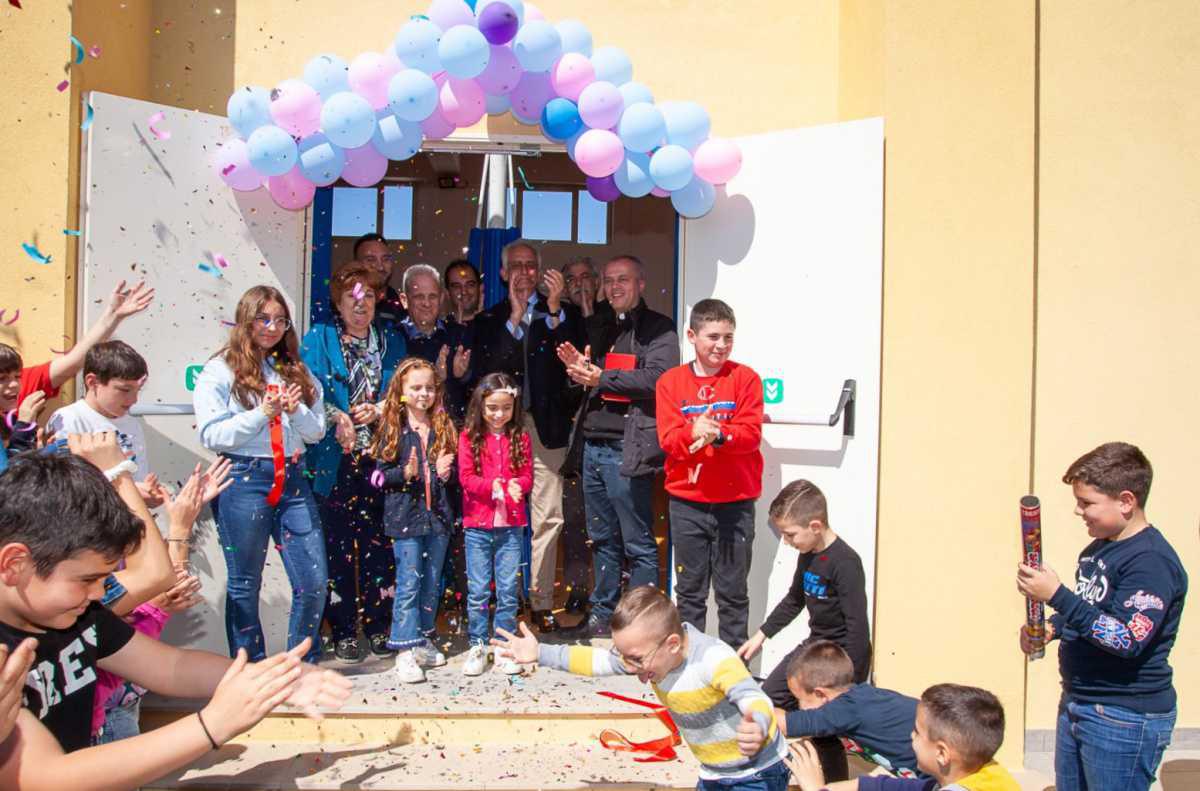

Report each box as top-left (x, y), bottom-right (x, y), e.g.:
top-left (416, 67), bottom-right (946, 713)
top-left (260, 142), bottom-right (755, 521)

top-left (661, 100), bottom-right (711, 152)
top-left (513, 20), bottom-right (562, 73)
top-left (303, 54), bottom-right (350, 100)
top-left (591, 46), bottom-right (633, 86)
top-left (556, 20), bottom-right (593, 56)
top-left (671, 177), bottom-right (716, 219)
top-left (297, 133), bottom-right (345, 186)
top-left (372, 112), bottom-right (423, 161)
top-left (565, 128), bottom-right (584, 161)
top-left (649, 144), bottom-right (693, 192)
top-left (486, 94), bottom-right (511, 115)
top-left (540, 98), bottom-right (582, 141)
top-left (439, 25), bottom-right (490, 79)
top-left (465, 0), bottom-right (477, 8)
top-left (511, 106), bottom-right (539, 126)
top-left (388, 69), bottom-right (440, 122)
top-left (227, 86), bottom-right (272, 139)
top-left (394, 18), bottom-right (444, 75)
top-left (619, 81), bottom-right (654, 107)
top-left (617, 103), bottom-right (665, 153)
top-left (320, 91), bottom-right (377, 149)
top-left (475, 0), bottom-right (523, 26)
top-left (613, 151), bottom-right (653, 198)
top-left (246, 125), bottom-right (298, 177)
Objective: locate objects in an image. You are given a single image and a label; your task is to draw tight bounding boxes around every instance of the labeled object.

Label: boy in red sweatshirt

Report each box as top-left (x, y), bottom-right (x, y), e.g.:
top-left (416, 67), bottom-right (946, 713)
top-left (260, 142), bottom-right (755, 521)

top-left (656, 299), bottom-right (764, 647)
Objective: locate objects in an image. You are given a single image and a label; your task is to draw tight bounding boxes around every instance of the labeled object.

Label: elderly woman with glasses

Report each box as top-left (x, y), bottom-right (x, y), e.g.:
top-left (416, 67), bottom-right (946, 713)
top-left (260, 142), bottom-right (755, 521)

top-left (300, 263), bottom-right (408, 663)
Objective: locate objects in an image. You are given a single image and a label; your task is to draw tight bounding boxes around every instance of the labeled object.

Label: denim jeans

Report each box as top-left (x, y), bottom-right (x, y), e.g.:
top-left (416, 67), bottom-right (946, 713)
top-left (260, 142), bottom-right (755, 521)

top-left (696, 759), bottom-right (790, 791)
top-left (583, 440), bottom-right (658, 621)
top-left (92, 701), bottom-right (141, 745)
top-left (464, 527), bottom-right (523, 645)
top-left (388, 531), bottom-right (451, 650)
top-left (1055, 699), bottom-right (1175, 791)
top-left (214, 455), bottom-right (328, 662)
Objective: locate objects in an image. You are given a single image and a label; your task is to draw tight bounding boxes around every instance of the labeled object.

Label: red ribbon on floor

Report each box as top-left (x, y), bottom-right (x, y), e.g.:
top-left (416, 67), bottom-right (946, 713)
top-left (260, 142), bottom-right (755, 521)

top-left (266, 384), bottom-right (286, 506)
top-left (596, 691), bottom-right (682, 762)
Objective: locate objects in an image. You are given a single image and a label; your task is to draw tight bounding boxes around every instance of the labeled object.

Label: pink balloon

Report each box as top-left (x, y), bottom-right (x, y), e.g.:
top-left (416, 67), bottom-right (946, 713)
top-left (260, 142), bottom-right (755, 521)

top-left (510, 71), bottom-right (555, 119)
top-left (267, 167), bottom-right (316, 210)
top-left (574, 129), bottom-right (624, 178)
top-left (577, 81), bottom-right (623, 130)
top-left (525, 2), bottom-right (545, 21)
top-left (270, 79), bottom-right (322, 138)
top-left (550, 53), bottom-right (594, 102)
top-left (428, 0), bottom-right (476, 32)
top-left (693, 138), bottom-right (743, 185)
top-left (439, 78), bottom-right (486, 127)
top-left (421, 107), bottom-right (456, 140)
top-left (477, 45), bottom-right (522, 95)
top-left (650, 186), bottom-right (670, 198)
top-left (341, 143), bottom-right (389, 187)
top-left (214, 139), bottom-right (266, 192)
top-left (349, 51), bottom-right (404, 110)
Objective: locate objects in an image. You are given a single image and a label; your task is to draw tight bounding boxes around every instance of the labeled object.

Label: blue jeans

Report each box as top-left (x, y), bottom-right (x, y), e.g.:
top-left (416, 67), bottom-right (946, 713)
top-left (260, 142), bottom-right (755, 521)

top-left (388, 532), bottom-right (450, 650)
top-left (1055, 699), bottom-right (1175, 791)
top-left (583, 440), bottom-right (658, 621)
top-left (214, 455), bottom-right (328, 662)
top-left (464, 527), bottom-right (523, 645)
top-left (696, 759), bottom-right (790, 791)
top-left (92, 701), bottom-right (141, 745)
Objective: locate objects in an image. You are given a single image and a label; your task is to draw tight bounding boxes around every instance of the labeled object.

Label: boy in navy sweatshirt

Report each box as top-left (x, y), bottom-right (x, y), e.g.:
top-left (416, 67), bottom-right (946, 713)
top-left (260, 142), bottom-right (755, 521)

top-left (1017, 441), bottom-right (1187, 791)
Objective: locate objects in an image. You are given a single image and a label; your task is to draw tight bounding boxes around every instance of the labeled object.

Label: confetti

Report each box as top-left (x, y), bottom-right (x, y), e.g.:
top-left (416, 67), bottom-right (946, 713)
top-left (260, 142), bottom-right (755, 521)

top-left (197, 262), bottom-right (222, 278)
top-left (88, 45), bottom-right (101, 58)
top-left (352, 282), bottom-right (365, 301)
top-left (81, 98), bottom-right (94, 131)
top-left (62, 229), bottom-right (81, 236)
top-left (8, 1), bottom-right (21, 9)
top-left (221, 163), bottom-right (236, 176)
top-left (21, 243), bottom-right (51, 264)
top-left (56, 80), bottom-right (69, 92)
top-left (517, 166), bottom-right (532, 189)
top-left (147, 110), bottom-right (171, 141)
top-left (68, 35), bottom-right (85, 65)
top-left (214, 253), bottom-right (229, 268)
top-left (0, 310), bottom-right (19, 326)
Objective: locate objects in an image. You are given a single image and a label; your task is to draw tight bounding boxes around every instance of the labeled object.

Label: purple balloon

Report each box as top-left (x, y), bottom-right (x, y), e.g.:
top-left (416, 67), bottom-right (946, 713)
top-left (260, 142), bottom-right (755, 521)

top-left (510, 71), bottom-right (555, 119)
top-left (478, 1), bottom-right (520, 45)
top-left (421, 107), bottom-right (456, 139)
top-left (476, 45), bottom-right (522, 95)
top-left (341, 144), bottom-right (388, 187)
top-left (586, 175), bottom-right (620, 202)
top-left (428, 0), bottom-right (476, 32)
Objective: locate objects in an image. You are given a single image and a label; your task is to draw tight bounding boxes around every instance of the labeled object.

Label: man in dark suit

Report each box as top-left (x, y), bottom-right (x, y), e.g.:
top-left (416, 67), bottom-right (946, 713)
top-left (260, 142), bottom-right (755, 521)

top-left (473, 240), bottom-right (580, 632)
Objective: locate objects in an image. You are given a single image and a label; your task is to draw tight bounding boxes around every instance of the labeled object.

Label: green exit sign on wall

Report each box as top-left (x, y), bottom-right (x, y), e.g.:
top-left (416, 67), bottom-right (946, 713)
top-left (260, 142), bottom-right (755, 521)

top-left (185, 365), bottom-right (203, 392)
top-left (763, 378), bottom-right (784, 404)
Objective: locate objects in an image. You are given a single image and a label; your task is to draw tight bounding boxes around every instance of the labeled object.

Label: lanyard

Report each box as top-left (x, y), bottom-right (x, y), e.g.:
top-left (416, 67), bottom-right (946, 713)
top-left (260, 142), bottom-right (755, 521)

top-left (265, 384), bottom-right (286, 506)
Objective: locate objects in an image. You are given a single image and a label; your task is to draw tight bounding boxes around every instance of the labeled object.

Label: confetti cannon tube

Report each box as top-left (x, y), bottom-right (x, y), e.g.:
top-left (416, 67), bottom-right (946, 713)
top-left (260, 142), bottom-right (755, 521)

top-left (1020, 495), bottom-right (1046, 661)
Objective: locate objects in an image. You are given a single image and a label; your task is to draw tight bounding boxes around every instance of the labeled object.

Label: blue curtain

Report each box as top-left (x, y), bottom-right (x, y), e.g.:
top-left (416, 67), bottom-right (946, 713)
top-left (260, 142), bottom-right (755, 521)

top-left (308, 187), bottom-right (335, 325)
top-left (468, 226), bottom-right (521, 310)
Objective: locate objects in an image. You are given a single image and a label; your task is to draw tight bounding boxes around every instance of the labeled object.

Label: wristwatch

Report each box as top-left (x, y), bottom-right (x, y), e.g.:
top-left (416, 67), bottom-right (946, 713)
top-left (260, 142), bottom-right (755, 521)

top-left (713, 432), bottom-right (727, 447)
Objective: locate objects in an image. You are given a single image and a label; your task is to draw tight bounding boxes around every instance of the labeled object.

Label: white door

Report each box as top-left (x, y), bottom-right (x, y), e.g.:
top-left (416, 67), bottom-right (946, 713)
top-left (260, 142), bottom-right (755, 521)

top-left (677, 118), bottom-right (883, 677)
top-left (79, 91), bottom-right (310, 654)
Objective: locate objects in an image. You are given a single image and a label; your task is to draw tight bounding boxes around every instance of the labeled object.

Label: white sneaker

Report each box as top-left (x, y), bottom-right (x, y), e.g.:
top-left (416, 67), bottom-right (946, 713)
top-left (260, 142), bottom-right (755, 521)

top-left (462, 644), bottom-right (489, 676)
top-left (413, 643), bottom-right (446, 668)
top-left (496, 656), bottom-right (523, 675)
top-left (393, 650), bottom-right (426, 684)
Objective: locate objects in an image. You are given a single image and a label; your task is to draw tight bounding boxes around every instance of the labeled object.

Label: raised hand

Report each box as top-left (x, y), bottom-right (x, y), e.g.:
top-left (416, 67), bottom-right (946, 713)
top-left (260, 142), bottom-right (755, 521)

top-left (350, 401), bottom-right (380, 425)
top-left (556, 341), bottom-right (585, 369)
top-left (404, 447), bottom-right (420, 481)
top-left (199, 456), bottom-right (234, 503)
top-left (199, 648), bottom-right (303, 746)
top-left (506, 477), bottom-right (523, 503)
top-left (106, 280), bottom-right (155, 321)
top-left (283, 640), bottom-right (354, 719)
top-left (435, 452), bottom-right (455, 481)
top-left (492, 622), bottom-right (539, 664)
top-left (153, 572), bottom-right (204, 614)
top-left (334, 411), bottom-right (356, 453)
top-left (261, 388), bottom-right (283, 419)
top-left (452, 344), bottom-right (471, 379)
top-left (136, 472), bottom-right (168, 508)
top-left (435, 344), bottom-right (450, 382)
top-left (543, 269), bottom-right (565, 312)
top-left (68, 431), bottom-right (128, 472)
top-left (282, 383), bottom-right (304, 415)
top-left (16, 390), bottom-right (46, 425)
top-left (0, 638), bottom-right (36, 745)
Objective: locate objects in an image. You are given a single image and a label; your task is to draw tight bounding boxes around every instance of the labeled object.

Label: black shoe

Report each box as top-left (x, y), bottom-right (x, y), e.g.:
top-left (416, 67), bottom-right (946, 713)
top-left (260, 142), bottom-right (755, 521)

top-left (369, 633), bottom-right (396, 656)
top-left (564, 591), bottom-right (589, 614)
top-left (532, 609), bottom-right (559, 633)
top-left (561, 615), bottom-right (611, 641)
top-left (334, 637), bottom-right (364, 663)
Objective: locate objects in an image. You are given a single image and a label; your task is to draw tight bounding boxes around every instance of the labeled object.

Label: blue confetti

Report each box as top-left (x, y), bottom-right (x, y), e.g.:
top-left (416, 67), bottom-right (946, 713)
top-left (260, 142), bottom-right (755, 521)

top-left (197, 262), bottom-right (223, 278)
top-left (62, 229), bottom-right (81, 236)
top-left (21, 243), bottom-right (51, 264)
top-left (69, 35), bottom-right (85, 65)
top-left (517, 166), bottom-right (532, 190)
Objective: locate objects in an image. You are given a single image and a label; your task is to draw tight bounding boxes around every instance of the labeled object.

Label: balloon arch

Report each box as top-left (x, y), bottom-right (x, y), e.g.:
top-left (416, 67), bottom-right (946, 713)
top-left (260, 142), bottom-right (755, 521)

top-left (213, 0), bottom-right (742, 219)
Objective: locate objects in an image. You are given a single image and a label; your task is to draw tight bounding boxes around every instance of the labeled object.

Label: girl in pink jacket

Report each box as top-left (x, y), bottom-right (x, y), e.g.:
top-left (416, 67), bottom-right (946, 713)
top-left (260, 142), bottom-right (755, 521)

top-left (456, 372), bottom-right (533, 677)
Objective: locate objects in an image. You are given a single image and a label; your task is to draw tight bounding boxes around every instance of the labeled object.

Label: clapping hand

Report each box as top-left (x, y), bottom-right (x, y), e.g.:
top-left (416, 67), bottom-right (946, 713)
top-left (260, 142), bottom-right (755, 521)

top-left (404, 447), bottom-right (420, 481)
top-left (282, 383), bottom-right (304, 415)
top-left (506, 478), bottom-right (523, 503)
top-left (334, 411), bottom-right (356, 453)
top-left (435, 452), bottom-right (455, 481)
top-left (452, 344), bottom-right (471, 379)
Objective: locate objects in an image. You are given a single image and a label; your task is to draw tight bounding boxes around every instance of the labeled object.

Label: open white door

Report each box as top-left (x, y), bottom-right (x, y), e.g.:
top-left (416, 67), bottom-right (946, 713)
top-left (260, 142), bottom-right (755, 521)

top-left (79, 91), bottom-right (310, 654)
top-left (677, 118), bottom-right (883, 676)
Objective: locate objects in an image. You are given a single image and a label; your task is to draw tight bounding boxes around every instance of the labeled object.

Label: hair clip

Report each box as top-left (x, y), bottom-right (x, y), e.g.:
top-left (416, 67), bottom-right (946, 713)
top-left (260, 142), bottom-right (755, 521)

top-left (493, 385), bottom-right (520, 398)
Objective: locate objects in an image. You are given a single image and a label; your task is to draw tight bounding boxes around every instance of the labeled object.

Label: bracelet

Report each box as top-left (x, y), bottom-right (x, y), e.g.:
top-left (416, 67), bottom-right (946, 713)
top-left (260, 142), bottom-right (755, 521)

top-left (196, 710), bottom-right (220, 750)
top-left (166, 538), bottom-right (191, 544)
top-left (103, 460), bottom-right (138, 481)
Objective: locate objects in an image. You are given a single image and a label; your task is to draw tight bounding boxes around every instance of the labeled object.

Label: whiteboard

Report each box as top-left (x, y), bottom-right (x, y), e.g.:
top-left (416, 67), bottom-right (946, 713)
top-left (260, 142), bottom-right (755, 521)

top-left (79, 92), bottom-right (310, 655)
top-left (677, 119), bottom-right (884, 677)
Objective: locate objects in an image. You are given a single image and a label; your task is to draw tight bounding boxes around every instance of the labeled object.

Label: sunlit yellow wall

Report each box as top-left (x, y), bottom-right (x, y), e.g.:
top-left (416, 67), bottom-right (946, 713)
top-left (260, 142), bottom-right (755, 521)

top-left (1029, 0), bottom-right (1200, 730)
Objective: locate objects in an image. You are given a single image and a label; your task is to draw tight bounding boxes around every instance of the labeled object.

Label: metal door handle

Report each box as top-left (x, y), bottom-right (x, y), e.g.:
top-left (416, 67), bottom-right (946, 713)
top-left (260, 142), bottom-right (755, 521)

top-left (763, 379), bottom-right (856, 438)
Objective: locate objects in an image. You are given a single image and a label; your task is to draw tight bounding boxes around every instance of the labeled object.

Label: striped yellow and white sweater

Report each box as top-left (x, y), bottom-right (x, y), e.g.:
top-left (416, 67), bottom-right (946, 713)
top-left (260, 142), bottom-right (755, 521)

top-left (537, 623), bottom-right (788, 781)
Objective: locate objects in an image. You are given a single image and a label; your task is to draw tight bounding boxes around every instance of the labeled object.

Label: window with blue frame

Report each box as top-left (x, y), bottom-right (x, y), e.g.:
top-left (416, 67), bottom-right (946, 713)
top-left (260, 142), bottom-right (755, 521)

top-left (517, 189), bottom-right (609, 244)
top-left (330, 185), bottom-right (414, 240)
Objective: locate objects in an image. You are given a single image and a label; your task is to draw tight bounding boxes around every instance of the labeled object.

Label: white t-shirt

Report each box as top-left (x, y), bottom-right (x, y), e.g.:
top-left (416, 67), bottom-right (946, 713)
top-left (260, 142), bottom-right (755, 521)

top-left (47, 400), bottom-right (150, 482)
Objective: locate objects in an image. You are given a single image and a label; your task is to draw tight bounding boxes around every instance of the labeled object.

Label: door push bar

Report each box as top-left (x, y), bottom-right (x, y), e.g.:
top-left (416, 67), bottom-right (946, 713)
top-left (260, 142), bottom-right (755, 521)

top-left (764, 379), bottom-right (856, 438)
top-left (130, 404), bottom-right (195, 416)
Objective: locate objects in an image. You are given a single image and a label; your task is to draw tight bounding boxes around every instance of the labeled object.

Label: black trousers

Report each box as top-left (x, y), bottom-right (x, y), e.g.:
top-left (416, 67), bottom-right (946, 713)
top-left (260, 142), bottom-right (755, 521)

top-left (763, 640), bottom-right (850, 782)
top-left (668, 496), bottom-right (755, 648)
top-left (561, 473), bottom-right (592, 601)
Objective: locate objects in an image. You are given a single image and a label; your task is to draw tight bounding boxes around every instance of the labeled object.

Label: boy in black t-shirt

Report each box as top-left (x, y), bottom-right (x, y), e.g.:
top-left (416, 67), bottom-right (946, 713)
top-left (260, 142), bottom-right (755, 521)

top-left (1017, 442), bottom-right (1187, 791)
top-left (0, 433), bottom-right (353, 790)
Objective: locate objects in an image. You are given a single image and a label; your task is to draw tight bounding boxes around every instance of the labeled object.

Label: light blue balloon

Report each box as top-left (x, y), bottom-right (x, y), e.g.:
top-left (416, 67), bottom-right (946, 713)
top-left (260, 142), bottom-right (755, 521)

top-left (227, 86), bottom-right (272, 139)
top-left (511, 106), bottom-right (539, 126)
top-left (439, 25), bottom-right (490, 79)
top-left (565, 128), bottom-right (584, 161)
top-left (671, 177), bottom-right (716, 219)
top-left (486, 94), bottom-right (511, 115)
top-left (540, 98), bottom-right (581, 141)
top-left (619, 81), bottom-right (654, 107)
top-left (512, 20), bottom-right (561, 73)
top-left (591, 46), bottom-right (633, 86)
top-left (246, 125), bottom-right (298, 177)
top-left (389, 69), bottom-right (440, 122)
top-left (556, 20), bottom-right (592, 56)
top-left (320, 91), bottom-right (377, 149)
top-left (476, 0), bottom-right (523, 26)
top-left (613, 151), bottom-right (653, 198)
top-left (297, 133), bottom-right (345, 186)
top-left (303, 54), bottom-right (350, 100)
top-left (617, 103), bottom-right (665, 153)
top-left (661, 100), bottom-right (711, 152)
top-left (394, 18), bottom-right (444, 75)
top-left (649, 144), bottom-right (694, 192)
top-left (372, 112), bottom-right (423, 161)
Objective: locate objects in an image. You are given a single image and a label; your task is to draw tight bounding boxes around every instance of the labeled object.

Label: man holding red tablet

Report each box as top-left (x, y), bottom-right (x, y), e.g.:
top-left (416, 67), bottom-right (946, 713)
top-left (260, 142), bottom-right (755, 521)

top-left (557, 256), bottom-right (679, 639)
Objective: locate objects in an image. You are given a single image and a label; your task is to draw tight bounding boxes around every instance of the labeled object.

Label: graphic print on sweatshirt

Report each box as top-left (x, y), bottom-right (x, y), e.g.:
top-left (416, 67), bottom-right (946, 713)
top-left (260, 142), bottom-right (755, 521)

top-left (1072, 554), bottom-right (1165, 648)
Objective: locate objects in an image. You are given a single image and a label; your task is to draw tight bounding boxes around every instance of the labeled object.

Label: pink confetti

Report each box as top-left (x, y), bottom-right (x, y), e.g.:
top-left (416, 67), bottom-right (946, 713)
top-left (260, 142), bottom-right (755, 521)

top-left (352, 282), bottom-right (365, 301)
top-left (88, 45), bottom-right (101, 58)
top-left (221, 164), bottom-right (236, 176)
top-left (214, 253), bottom-right (229, 268)
top-left (56, 80), bottom-right (69, 92)
top-left (0, 310), bottom-right (18, 326)
top-left (147, 110), bottom-right (171, 141)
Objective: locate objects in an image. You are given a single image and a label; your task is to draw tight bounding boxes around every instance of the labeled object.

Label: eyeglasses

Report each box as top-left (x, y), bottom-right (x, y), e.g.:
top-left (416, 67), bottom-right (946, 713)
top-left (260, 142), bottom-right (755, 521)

top-left (361, 254), bottom-right (397, 265)
top-left (609, 634), bottom-right (670, 672)
top-left (254, 314), bottom-right (292, 331)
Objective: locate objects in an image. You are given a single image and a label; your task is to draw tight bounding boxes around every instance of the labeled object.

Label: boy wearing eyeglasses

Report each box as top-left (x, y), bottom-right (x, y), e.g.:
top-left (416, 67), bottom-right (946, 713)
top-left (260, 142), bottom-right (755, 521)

top-left (494, 585), bottom-right (790, 791)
